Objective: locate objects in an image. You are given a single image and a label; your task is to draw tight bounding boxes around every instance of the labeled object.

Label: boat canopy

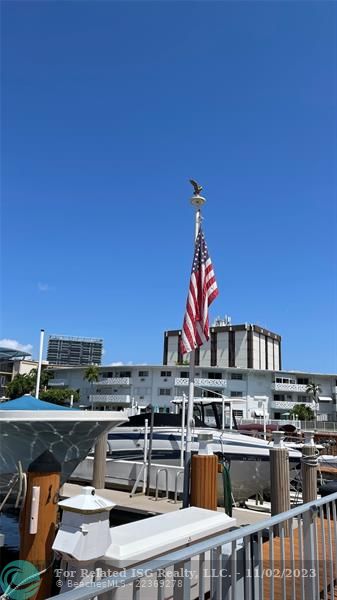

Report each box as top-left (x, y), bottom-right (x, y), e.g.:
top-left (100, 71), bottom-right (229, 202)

top-left (0, 395), bottom-right (77, 410)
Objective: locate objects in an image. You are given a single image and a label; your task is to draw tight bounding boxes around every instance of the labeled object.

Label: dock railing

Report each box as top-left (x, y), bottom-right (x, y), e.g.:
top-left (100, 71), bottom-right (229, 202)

top-left (49, 491), bottom-right (337, 600)
top-left (238, 418), bottom-right (337, 433)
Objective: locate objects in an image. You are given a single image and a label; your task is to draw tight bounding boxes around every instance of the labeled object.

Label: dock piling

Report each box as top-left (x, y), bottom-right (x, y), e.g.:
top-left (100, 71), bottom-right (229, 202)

top-left (270, 431), bottom-right (290, 534)
top-left (190, 434), bottom-right (218, 511)
top-left (92, 433), bottom-right (107, 490)
top-left (302, 431), bottom-right (318, 504)
top-left (19, 450), bottom-right (61, 600)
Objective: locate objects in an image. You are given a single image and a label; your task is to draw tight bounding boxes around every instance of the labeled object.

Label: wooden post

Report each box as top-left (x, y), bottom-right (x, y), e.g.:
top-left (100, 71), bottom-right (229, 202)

top-left (92, 433), bottom-right (107, 489)
top-left (270, 431), bottom-right (290, 535)
top-left (302, 431), bottom-right (317, 504)
top-left (20, 451), bottom-right (61, 600)
top-left (190, 434), bottom-right (218, 511)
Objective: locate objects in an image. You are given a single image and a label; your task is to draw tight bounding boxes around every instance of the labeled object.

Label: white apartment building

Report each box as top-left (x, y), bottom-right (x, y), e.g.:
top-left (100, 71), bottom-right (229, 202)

top-left (48, 363), bottom-right (337, 421)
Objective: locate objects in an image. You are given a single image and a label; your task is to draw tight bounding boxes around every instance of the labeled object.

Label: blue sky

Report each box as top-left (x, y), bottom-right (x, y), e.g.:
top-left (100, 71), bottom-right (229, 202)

top-left (1, 1), bottom-right (336, 372)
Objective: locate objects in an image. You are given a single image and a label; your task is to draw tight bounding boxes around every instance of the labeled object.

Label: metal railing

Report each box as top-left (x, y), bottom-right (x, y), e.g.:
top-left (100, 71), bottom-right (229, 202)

top-left (239, 418), bottom-right (337, 432)
top-left (48, 491), bottom-right (337, 600)
top-left (155, 468), bottom-right (169, 501)
top-left (174, 469), bottom-right (184, 503)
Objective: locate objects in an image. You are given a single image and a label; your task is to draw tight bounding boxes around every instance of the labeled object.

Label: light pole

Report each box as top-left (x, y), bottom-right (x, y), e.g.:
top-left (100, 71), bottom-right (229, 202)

top-left (35, 329), bottom-right (45, 399)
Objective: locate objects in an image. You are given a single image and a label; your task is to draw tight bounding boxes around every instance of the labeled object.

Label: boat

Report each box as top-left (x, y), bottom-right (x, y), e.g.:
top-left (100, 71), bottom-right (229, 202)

top-left (0, 395), bottom-right (128, 488)
top-left (101, 404), bottom-right (302, 503)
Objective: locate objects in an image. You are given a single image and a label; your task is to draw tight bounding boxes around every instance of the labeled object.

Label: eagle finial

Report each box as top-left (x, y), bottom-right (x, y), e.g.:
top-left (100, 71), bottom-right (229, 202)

top-left (189, 179), bottom-right (203, 196)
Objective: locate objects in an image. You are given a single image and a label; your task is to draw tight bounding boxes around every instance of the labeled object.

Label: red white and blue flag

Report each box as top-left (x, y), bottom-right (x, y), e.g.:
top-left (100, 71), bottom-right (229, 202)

top-left (180, 228), bottom-right (218, 354)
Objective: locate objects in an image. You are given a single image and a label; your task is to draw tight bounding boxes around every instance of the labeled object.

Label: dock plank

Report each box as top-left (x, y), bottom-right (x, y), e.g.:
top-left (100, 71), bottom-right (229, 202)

top-left (262, 517), bottom-right (337, 599)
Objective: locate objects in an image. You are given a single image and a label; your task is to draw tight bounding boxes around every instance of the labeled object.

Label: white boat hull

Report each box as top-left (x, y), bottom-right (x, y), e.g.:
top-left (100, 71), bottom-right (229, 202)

top-left (72, 427), bottom-right (301, 502)
top-left (0, 411), bottom-right (127, 485)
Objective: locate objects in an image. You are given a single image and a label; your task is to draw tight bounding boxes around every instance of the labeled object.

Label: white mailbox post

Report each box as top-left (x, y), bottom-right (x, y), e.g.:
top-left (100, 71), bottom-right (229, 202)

top-left (53, 487), bottom-right (236, 600)
top-left (53, 486), bottom-right (115, 593)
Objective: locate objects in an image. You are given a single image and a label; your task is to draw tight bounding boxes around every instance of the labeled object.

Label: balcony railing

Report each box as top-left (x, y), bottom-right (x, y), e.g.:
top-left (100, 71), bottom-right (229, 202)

top-left (89, 394), bottom-right (131, 405)
top-left (96, 377), bottom-right (131, 386)
top-left (272, 382), bottom-right (308, 392)
top-left (175, 377), bottom-right (227, 388)
top-left (271, 399), bottom-right (314, 409)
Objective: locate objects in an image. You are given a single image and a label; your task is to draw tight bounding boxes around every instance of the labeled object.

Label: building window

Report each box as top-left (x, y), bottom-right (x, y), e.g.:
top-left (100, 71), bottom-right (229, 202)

top-left (159, 388), bottom-right (172, 396)
top-left (231, 373), bottom-right (243, 380)
top-left (180, 371), bottom-right (189, 378)
top-left (298, 396), bottom-right (310, 403)
top-left (230, 391), bottom-right (243, 398)
top-left (297, 378), bottom-right (309, 385)
top-left (207, 372), bottom-right (222, 379)
top-left (160, 371), bottom-right (172, 377)
top-left (275, 377), bottom-right (296, 384)
top-left (229, 330), bottom-right (235, 367)
top-left (138, 371), bottom-right (149, 377)
top-left (119, 371), bottom-right (131, 378)
top-left (233, 410), bottom-right (243, 417)
top-left (210, 331), bottom-right (217, 367)
top-left (203, 391), bottom-right (219, 398)
top-left (274, 394), bottom-right (285, 401)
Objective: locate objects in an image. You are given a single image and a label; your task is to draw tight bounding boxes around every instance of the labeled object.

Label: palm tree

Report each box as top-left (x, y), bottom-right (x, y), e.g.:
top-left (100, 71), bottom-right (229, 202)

top-left (306, 381), bottom-right (322, 421)
top-left (6, 373), bottom-right (35, 399)
top-left (84, 365), bottom-right (100, 410)
top-left (290, 403), bottom-right (314, 422)
top-left (28, 368), bottom-right (53, 392)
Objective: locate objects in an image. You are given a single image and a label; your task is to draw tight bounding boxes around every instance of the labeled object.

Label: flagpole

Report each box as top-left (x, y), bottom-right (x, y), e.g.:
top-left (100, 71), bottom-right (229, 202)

top-left (182, 190), bottom-right (206, 508)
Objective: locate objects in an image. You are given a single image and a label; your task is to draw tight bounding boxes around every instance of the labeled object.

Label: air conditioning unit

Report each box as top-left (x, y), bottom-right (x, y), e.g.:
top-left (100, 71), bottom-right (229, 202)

top-left (140, 378), bottom-right (145, 381)
top-left (163, 378), bottom-right (168, 382)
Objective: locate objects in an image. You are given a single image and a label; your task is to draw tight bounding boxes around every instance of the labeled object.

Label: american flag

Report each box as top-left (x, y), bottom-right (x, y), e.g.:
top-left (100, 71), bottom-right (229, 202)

top-left (180, 228), bottom-right (218, 354)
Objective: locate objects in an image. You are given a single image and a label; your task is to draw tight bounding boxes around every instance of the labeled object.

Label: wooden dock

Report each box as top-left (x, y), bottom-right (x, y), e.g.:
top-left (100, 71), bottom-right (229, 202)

top-left (262, 517), bottom-right (337, 599)
top-left (60, 483), bottom-right (270, 526)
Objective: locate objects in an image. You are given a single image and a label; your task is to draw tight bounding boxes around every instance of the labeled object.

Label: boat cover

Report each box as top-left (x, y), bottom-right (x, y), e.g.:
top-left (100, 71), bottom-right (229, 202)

top-left (0, 395), bottom-right (77, 410)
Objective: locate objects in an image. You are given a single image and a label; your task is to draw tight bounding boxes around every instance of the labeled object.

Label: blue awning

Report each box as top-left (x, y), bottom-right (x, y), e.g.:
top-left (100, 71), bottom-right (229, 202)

top-left (0, 395), bottom-right (78, 410)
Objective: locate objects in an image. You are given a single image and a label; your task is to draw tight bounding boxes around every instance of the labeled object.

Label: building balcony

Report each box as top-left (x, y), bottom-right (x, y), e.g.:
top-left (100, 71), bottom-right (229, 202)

top-left (174, 377), bottom-right (227, 389)
top-left (271, 400), bottom-right (314, 410)
top-left (272, 383), bottom-right (308, 393)
top-left (96, 377), bottom-right (131, 386)
top-left (89, 394), bottom-right (131, 405)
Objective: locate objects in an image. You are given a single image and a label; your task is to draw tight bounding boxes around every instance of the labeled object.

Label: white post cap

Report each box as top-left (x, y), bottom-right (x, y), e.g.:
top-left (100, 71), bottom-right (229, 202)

top-left (303, 431), bottom-right (315, 446)
top-left (198, 433), bottom-right (214, 455)
top-left (273, 431), bottom-right (285, 448)
top-left (58, 486), bottom-right (116, 513)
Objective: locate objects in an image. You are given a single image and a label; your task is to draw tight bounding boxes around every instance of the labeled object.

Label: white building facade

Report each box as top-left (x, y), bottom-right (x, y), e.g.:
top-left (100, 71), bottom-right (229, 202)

top-left (48, 364), bottom-right (337, 421)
